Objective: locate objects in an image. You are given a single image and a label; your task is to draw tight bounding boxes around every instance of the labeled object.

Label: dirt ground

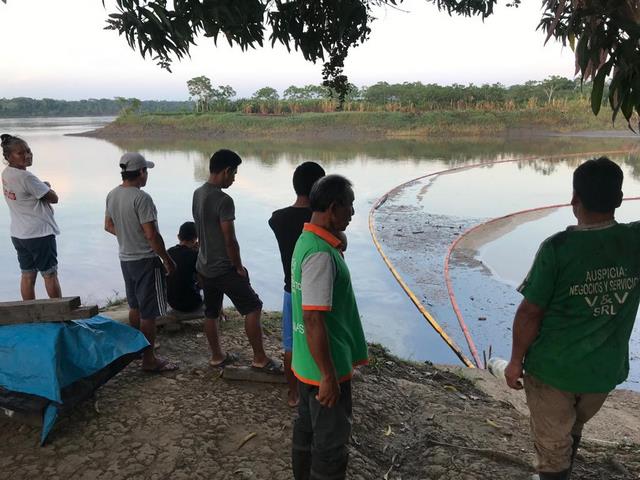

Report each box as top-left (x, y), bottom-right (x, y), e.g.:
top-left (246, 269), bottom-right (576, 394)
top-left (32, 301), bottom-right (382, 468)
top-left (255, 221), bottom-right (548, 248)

top-left (0, 308), bottom-right (639, 480)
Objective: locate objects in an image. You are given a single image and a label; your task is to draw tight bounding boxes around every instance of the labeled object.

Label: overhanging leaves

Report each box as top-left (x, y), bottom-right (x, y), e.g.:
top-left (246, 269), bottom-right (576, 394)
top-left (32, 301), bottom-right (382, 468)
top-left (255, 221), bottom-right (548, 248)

top-left (539, 0), bottom-right (640, 129)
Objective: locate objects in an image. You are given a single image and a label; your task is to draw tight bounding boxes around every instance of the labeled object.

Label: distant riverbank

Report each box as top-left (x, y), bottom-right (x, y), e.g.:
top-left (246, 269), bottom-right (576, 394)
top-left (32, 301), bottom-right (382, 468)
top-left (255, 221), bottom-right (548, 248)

top-left (79, 106), bottom-right (624, 140)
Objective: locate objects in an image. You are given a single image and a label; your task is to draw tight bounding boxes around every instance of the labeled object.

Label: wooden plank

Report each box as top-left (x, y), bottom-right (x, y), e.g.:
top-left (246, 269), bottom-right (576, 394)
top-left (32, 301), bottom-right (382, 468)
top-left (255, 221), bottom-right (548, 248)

top-left (0, 305), bottom-right (99, 325)
top-left (222, 366), bottom-right (287, 384)
top-left (0, 297), bottom-right (81, 324)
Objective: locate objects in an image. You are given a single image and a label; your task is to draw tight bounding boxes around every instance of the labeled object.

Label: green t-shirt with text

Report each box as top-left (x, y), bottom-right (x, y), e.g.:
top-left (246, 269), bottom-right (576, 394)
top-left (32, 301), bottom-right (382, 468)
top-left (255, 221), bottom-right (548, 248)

top-left (291, 225), bottom-right (368, 385)
top-left (520, 221), bottom-right (640, 393)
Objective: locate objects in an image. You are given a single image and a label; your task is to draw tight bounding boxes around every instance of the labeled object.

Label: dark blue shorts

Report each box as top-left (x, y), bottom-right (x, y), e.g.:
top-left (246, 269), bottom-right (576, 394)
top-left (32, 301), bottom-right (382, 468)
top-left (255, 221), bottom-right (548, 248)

top-left (199, 268), bottom-right (262, 319)
top-left (120, 257), bottom-right (168, 320)
top-left (11, 235), bottom-right (58, 276)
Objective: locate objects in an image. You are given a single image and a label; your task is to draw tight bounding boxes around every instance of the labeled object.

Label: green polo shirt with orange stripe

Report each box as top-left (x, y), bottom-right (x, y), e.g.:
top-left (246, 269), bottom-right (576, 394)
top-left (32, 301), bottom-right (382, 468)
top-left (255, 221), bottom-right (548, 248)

top-left (291, 223), bottom-right (368, 385)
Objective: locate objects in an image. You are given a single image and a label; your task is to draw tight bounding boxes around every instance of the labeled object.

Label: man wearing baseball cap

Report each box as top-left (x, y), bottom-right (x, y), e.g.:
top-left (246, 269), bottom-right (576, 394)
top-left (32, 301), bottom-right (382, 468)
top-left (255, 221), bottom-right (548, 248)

top-left (105, 152), bottom-right (178, 372)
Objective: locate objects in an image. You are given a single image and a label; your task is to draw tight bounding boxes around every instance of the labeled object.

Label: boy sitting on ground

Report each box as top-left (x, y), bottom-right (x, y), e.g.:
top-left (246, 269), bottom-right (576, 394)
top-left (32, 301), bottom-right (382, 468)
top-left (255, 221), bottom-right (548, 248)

top-left (167, 221), bottom-right (203, 313)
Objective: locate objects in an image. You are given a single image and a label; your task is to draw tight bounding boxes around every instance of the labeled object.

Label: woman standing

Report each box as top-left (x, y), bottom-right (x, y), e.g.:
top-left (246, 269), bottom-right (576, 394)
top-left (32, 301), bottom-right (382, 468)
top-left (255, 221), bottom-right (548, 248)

top-left (1, 134), bottom-right (62, 299)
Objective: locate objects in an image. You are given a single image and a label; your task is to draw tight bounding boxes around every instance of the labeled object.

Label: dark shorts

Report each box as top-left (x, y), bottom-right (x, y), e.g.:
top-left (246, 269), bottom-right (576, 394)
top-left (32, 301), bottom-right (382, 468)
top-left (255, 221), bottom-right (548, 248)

top-left (120, 257), bottom-right (168, 320)
top-left (11, 235), bottom-right (58, 276)
top-left (199, 268), bottom-right (263, 318)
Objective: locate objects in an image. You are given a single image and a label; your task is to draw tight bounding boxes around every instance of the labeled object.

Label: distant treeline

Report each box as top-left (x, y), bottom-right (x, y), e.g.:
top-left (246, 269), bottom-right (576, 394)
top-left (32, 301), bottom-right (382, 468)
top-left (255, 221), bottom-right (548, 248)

top-left (185, 76), bottom-right (599, 115)
top-left (2, 77), bottom-right (599, 118)
top-left (0, 97), bottom-right (194, 118)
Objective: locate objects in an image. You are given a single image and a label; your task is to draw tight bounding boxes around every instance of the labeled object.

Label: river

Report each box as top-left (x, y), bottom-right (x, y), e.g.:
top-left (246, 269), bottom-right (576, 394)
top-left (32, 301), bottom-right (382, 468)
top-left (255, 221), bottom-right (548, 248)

top-left (1, 117), bottom-right (639, 385)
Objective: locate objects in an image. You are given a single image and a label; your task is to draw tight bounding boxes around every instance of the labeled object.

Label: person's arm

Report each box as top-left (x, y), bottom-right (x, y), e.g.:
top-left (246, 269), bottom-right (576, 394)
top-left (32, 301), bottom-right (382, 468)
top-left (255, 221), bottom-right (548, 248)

top-left (42, 188), bottom-right (58, 204)
top-left (104, 216), bottom-right (116, 236)
top-left (303, 310), bottom-right (340, 407)
top-left (141, 221), bottom-right (176, 276)
top-left (26, 175), bottom-right (57, 204)
top-left (220, 219), bottom-right (245, 276)
top-left (505, 299), bottom-right (545, 389)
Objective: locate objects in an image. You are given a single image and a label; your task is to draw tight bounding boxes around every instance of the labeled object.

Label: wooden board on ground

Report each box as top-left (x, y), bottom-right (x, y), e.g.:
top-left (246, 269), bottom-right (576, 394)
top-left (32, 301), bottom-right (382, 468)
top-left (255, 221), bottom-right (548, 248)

top-left (0, 297), bottom-right (98, 325)
top-left (223, 366), bottom-right (287, 384)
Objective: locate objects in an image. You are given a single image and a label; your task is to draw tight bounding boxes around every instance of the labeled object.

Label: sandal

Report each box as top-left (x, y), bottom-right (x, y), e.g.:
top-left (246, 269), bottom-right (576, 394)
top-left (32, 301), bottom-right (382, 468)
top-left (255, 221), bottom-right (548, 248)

top-left (251, 358), bottom-right (284, 375)
top-left (209, 352), bottom-right (239, 368)
top-left (143, 357), bottom-right (179, 373)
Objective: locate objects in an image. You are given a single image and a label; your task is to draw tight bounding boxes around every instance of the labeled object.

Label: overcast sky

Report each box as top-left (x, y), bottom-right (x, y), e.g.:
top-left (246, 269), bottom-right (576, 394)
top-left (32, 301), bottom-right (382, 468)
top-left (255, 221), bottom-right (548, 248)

top-left (0, 0), bottom-right (576, 100)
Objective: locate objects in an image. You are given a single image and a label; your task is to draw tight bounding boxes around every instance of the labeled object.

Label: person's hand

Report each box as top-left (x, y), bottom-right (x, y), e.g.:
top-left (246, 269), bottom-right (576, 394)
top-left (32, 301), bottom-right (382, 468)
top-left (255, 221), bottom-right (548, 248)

top-left (505, 360), bottom-right (524, 390)
top-left (316, 374), bottom-right (340, 407)
top-left (236, 266), bottom-right (248, 278)
top-left (163, 256), bottom-right (177, 276)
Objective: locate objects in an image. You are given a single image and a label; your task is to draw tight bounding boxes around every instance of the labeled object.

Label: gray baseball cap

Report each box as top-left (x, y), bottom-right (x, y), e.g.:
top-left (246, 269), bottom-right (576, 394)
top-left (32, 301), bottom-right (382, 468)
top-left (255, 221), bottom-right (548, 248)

top-left (119, 152), bottom-right (155, 172)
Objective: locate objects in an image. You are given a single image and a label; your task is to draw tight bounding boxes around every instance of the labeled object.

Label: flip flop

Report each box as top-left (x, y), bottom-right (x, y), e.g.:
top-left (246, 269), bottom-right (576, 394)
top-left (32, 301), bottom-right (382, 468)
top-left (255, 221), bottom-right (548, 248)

top-left (251, 358), bottom-right (284, 375)
top-left (143, 357), bottom-right (179, 373)
top-left (209, 352), bottom-right (239, 368)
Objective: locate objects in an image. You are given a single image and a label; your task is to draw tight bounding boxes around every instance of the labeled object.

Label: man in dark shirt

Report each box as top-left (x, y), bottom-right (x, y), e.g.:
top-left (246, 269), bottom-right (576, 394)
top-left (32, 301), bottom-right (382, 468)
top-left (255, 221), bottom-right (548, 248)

top-left (167, 221), bottom-right (202, 312)
top-left (269, 161), bottom-right (326, 406)
top-left (193, 149), bottom-right (280, 373)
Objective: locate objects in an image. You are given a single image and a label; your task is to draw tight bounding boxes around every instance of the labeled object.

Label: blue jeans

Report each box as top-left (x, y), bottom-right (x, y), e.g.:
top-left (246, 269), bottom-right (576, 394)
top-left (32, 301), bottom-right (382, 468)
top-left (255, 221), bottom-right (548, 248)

top-left (292, 380), bottom-right (352, 480)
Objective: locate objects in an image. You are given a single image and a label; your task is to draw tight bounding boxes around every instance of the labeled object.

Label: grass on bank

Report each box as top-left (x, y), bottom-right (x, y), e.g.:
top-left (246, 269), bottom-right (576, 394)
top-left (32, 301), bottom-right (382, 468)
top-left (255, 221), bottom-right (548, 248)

top-left (101, 102), bottom-right (623, 139)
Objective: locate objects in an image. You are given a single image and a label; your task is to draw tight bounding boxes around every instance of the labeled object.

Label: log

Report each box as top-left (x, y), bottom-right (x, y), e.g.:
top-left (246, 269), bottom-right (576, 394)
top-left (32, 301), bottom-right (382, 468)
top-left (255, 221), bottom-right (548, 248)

top-left (223, 366), bottom-right (287, 384)
top-left (0, 304), bottom-right (99, 325)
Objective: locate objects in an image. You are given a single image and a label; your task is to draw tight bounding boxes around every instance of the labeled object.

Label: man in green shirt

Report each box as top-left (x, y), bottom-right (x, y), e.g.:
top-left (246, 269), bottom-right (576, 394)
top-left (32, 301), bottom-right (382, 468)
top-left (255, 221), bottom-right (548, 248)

top-left (290, 174), bottom-right (368, 480)
top-left (505, 157), bottom-right (640, 480)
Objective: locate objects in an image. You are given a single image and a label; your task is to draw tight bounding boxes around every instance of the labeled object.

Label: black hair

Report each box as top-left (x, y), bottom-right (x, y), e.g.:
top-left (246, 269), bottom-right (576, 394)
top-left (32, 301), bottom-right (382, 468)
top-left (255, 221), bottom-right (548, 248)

top-left (209, 149), bottom-right (242, 173)
top-left (293, 162), bottom-right (326, 196)
top-left (573, 157), bottom-right (623, 213)
top-left (309, 174), bottom-right (354, 212)
top-left (1, 134), bottom-right (27, 161)
top-left (120, 166), bottom-right (144, 181)
top-left (178, 221), bottom-right (197, 241)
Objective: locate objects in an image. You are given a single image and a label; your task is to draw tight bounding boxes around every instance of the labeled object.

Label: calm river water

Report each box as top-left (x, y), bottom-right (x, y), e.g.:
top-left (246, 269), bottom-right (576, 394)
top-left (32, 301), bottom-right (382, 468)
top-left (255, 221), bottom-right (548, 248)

top-left (1, 117), bottom-right (639, 373)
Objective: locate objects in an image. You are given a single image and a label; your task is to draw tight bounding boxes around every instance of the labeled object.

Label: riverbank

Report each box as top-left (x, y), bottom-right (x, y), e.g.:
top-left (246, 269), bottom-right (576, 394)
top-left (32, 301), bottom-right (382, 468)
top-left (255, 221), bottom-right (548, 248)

top-left (0, 307), bottom-right (638, 479)
top-left (78, 106), bottom-right (625, 141)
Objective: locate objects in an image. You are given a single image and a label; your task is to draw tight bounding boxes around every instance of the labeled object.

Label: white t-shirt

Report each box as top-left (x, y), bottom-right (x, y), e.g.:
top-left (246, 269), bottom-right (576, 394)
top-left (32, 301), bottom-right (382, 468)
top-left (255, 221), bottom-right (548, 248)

top-left (2, 166), bottom-right (60, 239)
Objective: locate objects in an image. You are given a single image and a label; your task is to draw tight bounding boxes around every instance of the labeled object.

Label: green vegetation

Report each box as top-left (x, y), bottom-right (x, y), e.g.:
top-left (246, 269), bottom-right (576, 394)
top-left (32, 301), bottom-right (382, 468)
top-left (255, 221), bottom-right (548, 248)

top-left (93, 101), bottom-right (621, 140)
top-left (0, 97), bottom-right (193, 118)
top-left (179, 75), bottom-right (606, 116)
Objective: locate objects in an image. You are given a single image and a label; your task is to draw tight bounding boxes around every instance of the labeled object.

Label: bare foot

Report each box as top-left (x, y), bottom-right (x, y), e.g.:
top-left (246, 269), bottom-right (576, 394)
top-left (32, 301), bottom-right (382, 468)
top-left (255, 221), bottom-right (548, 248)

top-left (287, 390), bottom-right (299, 408)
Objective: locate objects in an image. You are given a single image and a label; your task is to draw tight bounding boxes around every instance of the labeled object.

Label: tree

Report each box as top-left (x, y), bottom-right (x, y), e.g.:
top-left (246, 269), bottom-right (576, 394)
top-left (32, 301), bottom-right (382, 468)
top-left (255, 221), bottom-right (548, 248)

top-left (187, 76), bottom-right (214, 112)
top-left (115, 96), bottom-right (141, 116)
top-left (252, 86), bottom-right (280, 102)
top-left (540, 76), bottom-right (575, 104)
top-left (539, 0), bottom-right (640, 128)
top-left (214, 85), bottom-right (236, 102)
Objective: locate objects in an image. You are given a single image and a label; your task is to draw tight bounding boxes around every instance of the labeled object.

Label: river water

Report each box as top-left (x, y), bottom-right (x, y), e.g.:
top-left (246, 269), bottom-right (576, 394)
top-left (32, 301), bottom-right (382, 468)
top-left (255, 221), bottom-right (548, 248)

top-left (1, 117), bottom-right (639, 379)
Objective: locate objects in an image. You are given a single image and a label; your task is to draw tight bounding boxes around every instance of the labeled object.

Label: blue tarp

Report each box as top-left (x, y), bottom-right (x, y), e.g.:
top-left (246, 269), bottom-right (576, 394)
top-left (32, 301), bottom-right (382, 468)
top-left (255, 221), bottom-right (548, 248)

top-left (0, 315), bottom-right (148, 443)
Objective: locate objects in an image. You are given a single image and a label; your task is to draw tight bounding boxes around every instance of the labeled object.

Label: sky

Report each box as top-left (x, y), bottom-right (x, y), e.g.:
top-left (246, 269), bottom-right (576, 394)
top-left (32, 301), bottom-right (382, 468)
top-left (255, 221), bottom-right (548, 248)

top-left (0, 0), bottom-right (577, 101)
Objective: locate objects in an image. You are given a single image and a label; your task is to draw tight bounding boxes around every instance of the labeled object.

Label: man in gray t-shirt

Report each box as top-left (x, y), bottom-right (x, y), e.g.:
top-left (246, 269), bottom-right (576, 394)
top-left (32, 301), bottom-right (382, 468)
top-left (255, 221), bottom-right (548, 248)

top-left (105, 152), bottom-right (177, 372)
top-left (192, 149), bottom-right (281, 374)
